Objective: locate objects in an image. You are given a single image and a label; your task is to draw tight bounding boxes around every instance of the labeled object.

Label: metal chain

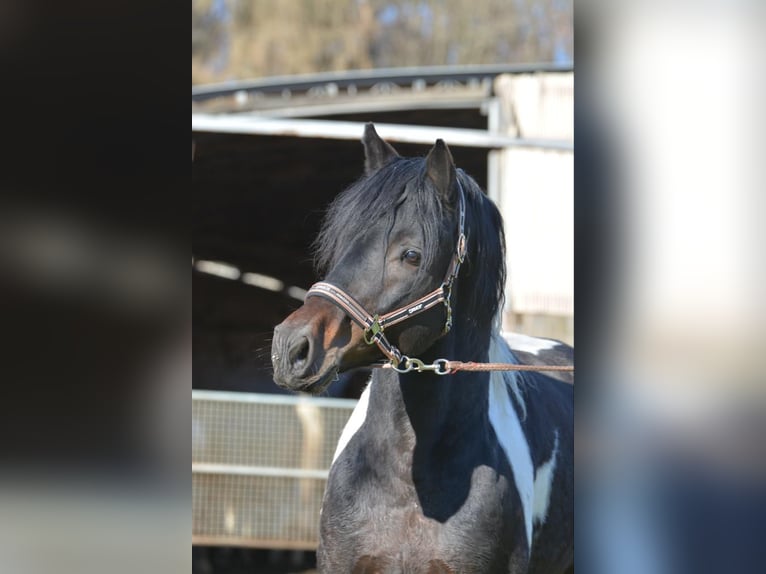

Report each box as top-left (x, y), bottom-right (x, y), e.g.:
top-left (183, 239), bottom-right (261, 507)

top-left (389, 356), bottom-right (451, 375)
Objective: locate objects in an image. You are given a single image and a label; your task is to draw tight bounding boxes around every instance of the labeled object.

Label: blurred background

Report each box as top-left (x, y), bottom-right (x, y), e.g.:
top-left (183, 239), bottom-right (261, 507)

top-left (192, 2), bottom-right (766, 574)
top-left (193, 2), bottom-right (573, 572)
top-left (3, 1), bottom-right (762, 573)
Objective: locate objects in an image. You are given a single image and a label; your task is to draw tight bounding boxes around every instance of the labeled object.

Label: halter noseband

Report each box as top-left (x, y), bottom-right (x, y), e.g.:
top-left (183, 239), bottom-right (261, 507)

top-left (305, 183), bottom-right (466, 368)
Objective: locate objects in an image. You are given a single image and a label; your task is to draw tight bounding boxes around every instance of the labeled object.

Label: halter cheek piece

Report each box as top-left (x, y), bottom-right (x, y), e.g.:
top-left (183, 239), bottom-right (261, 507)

top-left (305, 183), bottom-right (467, 369)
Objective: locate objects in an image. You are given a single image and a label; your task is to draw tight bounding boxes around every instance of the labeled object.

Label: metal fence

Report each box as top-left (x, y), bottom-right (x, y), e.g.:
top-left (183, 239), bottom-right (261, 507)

top-left (192, 390), bottom-right (357, 549)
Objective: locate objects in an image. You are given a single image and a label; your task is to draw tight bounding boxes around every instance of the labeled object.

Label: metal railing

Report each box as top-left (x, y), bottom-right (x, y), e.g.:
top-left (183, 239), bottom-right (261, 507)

top-left (192, 390), bottom-right (357, 549)
top-left (191, 115), bottom-right (573, 152)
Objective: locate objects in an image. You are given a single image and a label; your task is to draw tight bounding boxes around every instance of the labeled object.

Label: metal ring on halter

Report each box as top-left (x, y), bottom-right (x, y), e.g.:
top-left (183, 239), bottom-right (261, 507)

top-left (433, 359), bottom-right (451, 375)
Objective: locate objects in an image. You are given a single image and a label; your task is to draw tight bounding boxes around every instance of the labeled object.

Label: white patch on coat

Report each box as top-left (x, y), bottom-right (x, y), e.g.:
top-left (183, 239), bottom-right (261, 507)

top-left (490, 334), bottom-right (527, 418)
top-left (502, 331), bottom-right (559, 356)
top-left (331, 380), bottom-right (372, 463)
top-left (487, 335), bottom-right (535, 553)
top-left (533, 430), bottom-right (559, 528)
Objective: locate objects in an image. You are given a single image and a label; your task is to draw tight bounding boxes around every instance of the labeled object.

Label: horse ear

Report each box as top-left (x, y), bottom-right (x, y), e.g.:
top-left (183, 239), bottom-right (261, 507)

top-left (425, 139), bottom-right (457, 203)
top-left (362, 123), bottom-right (399, 174)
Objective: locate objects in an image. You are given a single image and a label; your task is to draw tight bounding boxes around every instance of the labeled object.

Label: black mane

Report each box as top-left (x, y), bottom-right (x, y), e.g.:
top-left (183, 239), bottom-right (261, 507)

top-left (453, 169), bottom-right (506, 343)
top-left (313, 156), bottom-right (506, 349)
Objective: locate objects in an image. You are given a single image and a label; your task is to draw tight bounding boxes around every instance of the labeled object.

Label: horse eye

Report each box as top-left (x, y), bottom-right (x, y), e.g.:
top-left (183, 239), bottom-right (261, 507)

top-left (402, 249), bottom-right (421, 266)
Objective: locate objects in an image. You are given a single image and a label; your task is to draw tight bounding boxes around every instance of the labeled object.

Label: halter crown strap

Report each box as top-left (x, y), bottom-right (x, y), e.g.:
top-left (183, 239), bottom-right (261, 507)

top-left (305, 182), bottom-right (467, 366)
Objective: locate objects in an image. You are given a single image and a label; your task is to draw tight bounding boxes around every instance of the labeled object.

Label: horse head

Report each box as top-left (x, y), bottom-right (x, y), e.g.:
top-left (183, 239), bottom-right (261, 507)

top-left (272, 124), bottom-right (468, 393)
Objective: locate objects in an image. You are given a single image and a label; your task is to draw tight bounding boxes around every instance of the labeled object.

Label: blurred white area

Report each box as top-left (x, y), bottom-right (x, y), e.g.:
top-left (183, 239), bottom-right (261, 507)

top-left (0, 204), bottom-right (181, 312)
top-left (594, 0), bottom-right (766, 386)
top-left (0, 485), bottom-right (189, 574)
top-left (581, 1), bottom-right (766, 572)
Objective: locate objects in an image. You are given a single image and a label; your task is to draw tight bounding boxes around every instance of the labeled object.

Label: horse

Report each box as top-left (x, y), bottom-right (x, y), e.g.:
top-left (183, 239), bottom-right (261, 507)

top-left (271, 124), bottom-right (573, 573)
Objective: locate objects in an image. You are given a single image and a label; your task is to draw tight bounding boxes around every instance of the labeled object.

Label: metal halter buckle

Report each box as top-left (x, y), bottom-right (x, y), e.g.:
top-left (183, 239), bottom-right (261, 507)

top-left (456, 233), bottom-right (467, 263)
top-left (363, 315), bottom-right (383, 345)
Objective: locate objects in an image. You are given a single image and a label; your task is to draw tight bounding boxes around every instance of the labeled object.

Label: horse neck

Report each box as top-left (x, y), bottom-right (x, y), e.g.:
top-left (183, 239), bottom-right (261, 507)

top-left (367, 328), bottom-right (490, 457)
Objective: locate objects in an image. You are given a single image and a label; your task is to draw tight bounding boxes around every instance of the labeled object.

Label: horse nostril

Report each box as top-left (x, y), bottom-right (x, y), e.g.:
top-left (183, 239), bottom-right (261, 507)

top-left (288, 336), bottom-right (311, 370)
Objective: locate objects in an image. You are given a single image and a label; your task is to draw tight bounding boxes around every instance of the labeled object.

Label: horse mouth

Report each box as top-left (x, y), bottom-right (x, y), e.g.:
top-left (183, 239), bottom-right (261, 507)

top-left (300, 365), bottom-right (340, 394)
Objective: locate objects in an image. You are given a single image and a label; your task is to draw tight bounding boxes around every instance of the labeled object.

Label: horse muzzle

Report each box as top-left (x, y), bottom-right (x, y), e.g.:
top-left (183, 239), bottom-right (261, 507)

top-left (271, 299), bottom-right (351, 393)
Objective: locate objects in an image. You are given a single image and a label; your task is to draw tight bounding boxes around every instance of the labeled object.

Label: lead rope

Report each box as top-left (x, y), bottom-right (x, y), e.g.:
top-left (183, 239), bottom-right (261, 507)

top-left (373, 358), bottom-right (574, 376)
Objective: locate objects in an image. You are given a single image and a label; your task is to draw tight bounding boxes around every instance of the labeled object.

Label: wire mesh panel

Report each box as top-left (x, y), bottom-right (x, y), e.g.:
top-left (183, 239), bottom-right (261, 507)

top-left (192, 391), bottom-right (357, 549)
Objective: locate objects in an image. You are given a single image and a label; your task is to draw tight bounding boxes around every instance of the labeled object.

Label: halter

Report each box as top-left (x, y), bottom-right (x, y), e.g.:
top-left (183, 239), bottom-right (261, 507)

top-left (305, 183), bottom-right (467, 369)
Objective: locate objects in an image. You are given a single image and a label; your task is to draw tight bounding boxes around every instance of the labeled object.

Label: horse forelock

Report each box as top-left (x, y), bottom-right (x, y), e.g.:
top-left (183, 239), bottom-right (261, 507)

top-left (313, 157), bottom-right (444, 276)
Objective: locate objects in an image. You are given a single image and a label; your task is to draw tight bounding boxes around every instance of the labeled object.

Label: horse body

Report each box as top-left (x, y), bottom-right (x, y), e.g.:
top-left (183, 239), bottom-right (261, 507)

top-left (320, 370), bottom-right (518, 573)
top-left (320, 335), bottom-right (573, 574)
top-left (272, 124), bottom-right (573, 573)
